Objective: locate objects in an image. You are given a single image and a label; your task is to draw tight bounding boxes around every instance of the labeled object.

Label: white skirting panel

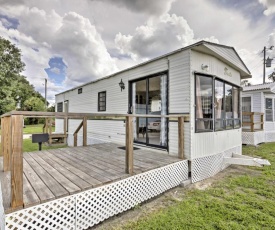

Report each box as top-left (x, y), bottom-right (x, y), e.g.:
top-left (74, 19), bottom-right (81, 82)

top-left (242, 131), bottom-right (265, 146)
top-left (5, 160), bottom-right (188, 230)
top-left (265, 132), bottom-right (275, 142)
top-left (191, 145), bottom-right (242, 183)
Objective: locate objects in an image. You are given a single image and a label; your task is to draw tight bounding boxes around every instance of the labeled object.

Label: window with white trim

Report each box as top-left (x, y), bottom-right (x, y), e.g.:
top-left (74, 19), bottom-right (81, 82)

top-left (195, 74), bottom-right (240, 132)
top-left (265, 98), bottom-right (273, 121)
top-left (98, 91), bottom-right (106, 111)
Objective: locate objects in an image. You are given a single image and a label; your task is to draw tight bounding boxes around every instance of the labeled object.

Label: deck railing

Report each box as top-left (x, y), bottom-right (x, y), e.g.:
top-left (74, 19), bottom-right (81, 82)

top-left (0, 111), bottom-right (189, 210)
top-left (242, 112), bottom-right (264, 132)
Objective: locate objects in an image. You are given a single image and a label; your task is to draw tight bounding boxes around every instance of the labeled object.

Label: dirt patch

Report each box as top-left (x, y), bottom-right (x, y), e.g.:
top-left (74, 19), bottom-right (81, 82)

top-left (91, 164), bottom-right (258, 230)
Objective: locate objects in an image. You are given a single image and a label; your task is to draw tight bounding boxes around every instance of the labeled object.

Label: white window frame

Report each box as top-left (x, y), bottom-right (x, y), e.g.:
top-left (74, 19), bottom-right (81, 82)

top-left (265, 97), bottom-right (273, 122)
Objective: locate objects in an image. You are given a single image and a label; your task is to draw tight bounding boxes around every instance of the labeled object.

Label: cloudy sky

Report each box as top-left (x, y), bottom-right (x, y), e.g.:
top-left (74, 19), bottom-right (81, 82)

top-left (0, 0), bottom-right (275, 104)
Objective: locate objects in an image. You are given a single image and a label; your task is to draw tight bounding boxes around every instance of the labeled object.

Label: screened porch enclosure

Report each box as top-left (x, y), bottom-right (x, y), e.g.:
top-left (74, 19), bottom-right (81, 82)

top-left (195, 74), bottom-right (241, 132)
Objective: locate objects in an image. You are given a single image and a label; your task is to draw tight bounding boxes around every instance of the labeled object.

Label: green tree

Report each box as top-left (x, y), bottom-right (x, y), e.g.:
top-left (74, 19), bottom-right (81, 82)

top-left (0, 37), bottom-right (25, 114)
top-left (0, 37), bottom-right (47, 115)
top-left (24, 97), bottom-right (45, 112)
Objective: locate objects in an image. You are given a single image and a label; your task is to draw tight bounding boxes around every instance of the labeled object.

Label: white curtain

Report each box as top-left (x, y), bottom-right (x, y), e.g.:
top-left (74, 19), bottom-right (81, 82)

top-left (196, 76), bottom-right (205, 130)
top-left (132, 82), bottom-right (137, 140)
top-left (233, 87), bottom-right (239, 118)
top-left (160, 74), bottom-right (167, 146)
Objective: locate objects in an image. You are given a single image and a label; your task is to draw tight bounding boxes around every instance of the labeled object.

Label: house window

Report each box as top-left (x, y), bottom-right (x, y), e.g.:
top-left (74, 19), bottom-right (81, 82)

top-left (98, 91), bottom-right (106, 111)
top-left (242, 97), bottom-right (251, 112)
top-left (195, 74), bottom-right (240, 132)
top-left (195, 75), bottom-right (213, 132)
top-left (78, 88), bottom-right (82, 94)
top-left (57, 102), bottom-right (63, 112)
top-left (265, 98), bottom-right (273, 121)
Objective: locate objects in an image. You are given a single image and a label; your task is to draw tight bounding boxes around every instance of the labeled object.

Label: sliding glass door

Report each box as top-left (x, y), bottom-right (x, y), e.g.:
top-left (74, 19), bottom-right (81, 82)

top-left (130, 74), bottom-right (168, 148)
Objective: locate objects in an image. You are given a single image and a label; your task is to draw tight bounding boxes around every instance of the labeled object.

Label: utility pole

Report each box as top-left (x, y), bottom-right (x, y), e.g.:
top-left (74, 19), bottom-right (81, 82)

top-left (263, 46), bottom-right (266, 84)
top-left (263, 46), bottom-right (274, 84)
top-left (45, 78), bottom-right (47, 110)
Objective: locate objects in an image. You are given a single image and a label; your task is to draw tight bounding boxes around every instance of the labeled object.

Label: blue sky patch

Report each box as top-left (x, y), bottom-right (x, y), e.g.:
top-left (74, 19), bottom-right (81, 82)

top-left (45, 57), bottom-right (67, 85)
top-left (0, 14), bottom-right (19, 29)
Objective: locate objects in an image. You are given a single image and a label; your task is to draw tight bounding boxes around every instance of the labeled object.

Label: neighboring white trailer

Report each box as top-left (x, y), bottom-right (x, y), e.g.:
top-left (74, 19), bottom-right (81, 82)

top-left (55, 40), bottom-right (252, 182)
top-left (242, 82), bottom-right (275, 145)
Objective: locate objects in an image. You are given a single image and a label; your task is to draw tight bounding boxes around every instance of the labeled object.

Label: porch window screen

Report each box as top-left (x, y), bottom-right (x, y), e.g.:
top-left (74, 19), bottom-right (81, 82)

top-left (215, 80), bottom-right (224, 131)
top-left (98, 91), bottom-right (106, 111)
top-left (266, 98), bottom-right (273, 121)
top-left (225, 83), bottom-right (233, 129)
top-left (196, 75), bottom-right (213, 132)
top-left (195, 74), bottom-right (240, 132)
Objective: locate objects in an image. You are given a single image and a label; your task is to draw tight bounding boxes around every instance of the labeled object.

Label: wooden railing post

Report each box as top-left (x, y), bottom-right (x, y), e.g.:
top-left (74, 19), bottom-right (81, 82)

top-left (83, 117), bottom-right (87, 146)
top-left (11, 115), bottom-right (23, 209)
top-left (125, 116), bottom-right (133, 174)
top-left (261, 113), bottom-right (264, 130)
top-left (73, 121), bottom-right (83, 147)
top-left (178, 116), bottom-right (184, 159)
top-left (250, 112), bottom-right (254, 132)
top-left (2, 116), bottom-right (11, 171)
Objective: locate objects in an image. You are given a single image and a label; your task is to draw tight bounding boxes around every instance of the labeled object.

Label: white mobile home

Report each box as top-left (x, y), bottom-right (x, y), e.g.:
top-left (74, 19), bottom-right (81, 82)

top-left (242, 83), bottom-right (275, 145)
top-left (55, 41), bottom-right (251, 182)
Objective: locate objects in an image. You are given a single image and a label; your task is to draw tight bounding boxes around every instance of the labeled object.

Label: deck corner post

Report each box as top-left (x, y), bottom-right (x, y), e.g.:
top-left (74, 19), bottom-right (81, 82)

top-left (178, 116), bottom-right (184, 159)
top-left (2, 116), bottom-right (12, 172)
top-left (11, 115), bottom-right (24, 209)
top-left (125, 116), bottom-right (133, 174)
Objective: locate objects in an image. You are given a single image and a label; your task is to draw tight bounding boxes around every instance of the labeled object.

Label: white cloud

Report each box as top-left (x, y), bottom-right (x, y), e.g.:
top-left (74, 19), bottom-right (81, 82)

top-left (91, 0), bottom-right (175, 16)
top-left (0, 5), bottom-right (118, 103)
top-left (115, 13), bottom-right (219, 60)
top-left (259, 0), bottom-right (275, 15)
top-left (50, 67), bottom-right (60, 74)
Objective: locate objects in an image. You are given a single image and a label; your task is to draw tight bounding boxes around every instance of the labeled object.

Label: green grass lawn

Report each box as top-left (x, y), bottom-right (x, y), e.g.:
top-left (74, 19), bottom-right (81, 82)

top-left (118, 144), bottom-right (275, 230)
top-left (23, 124), bottom-right (55, 134)
top-left (0, 124), bottom-right (62, 155)
top-left (22, 138), bottom-right (66, 152)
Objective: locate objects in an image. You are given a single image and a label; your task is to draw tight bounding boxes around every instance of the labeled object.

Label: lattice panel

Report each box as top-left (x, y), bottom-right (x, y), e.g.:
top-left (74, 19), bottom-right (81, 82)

top-left (191, 146), bottom-right (241, 183)
top-left (76, 160), bottom-right (188, 229)
top-left (5, 195), bottom-right (76, 230)
top-left (0, 182), bottom-right (5, 230)
top-left (5, 160), bottom-right (188, 230)
top-left (242, 131), bottom-right (265, 146)
top-left (265, 132), bottom-right (275, 143)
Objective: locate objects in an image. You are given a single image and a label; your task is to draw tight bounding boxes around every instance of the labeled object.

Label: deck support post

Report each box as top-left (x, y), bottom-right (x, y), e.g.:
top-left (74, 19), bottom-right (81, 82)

top-left (2, 116), bottom-right (12, 171)
top-left (178, 116), bottom-right (184, 159)
top-left (83, 117), bottom-right (87, 146)
top-left (250, 112), bottom-right (254, 132)
top-left (11, 115), bottom-right (23, 209)
top-left (73, 120), bottom-right (84, 147)
top-left (125, 116), bottom-right (134, 174)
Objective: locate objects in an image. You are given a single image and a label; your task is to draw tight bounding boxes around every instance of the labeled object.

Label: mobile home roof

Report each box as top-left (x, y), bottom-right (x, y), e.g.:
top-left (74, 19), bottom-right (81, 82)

top-left (56, 40), bottom-right (251, 96)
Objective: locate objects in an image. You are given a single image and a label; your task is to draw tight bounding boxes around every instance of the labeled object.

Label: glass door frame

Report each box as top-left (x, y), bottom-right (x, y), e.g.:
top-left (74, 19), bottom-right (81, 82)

top-left (128, 71), bottom-right (169, 149)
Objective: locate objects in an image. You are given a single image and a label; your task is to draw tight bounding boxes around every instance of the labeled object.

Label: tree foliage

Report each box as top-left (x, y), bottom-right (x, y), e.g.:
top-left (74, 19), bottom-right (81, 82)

top-left (0, 37), bottom-right (46, 115)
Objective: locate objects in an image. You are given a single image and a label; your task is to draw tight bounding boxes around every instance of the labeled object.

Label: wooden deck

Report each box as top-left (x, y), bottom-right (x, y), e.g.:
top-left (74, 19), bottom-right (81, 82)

top-left (0, 143), bottom-right (181, 213)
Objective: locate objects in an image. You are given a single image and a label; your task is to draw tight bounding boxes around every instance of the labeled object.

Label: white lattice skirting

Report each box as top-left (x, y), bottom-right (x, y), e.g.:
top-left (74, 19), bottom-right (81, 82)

top-left (242, 131), bottom-right (265, 146)
top-left (5, 160), bottom-right (188, 230)
top-left (265, 132), bottom-right (275, 143)
top-left (191, 145), bottom-right (242, 183)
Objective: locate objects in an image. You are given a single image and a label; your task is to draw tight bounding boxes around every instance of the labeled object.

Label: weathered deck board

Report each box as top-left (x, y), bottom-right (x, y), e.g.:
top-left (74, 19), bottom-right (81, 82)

top-left (23, 158), bottom-right (55, 202)
top-left (35, 151), bottom-right (91, 190)
top-left (51, 149), bottom-right (115, 182)
top-left (24, 153), bottom-right (68, 199)
top-left (1, 142), bottom-right (181, 213)
top-left (28, 152), bottom-right (81, 194)
top-left (23, 174), bottom-right (40, 208)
